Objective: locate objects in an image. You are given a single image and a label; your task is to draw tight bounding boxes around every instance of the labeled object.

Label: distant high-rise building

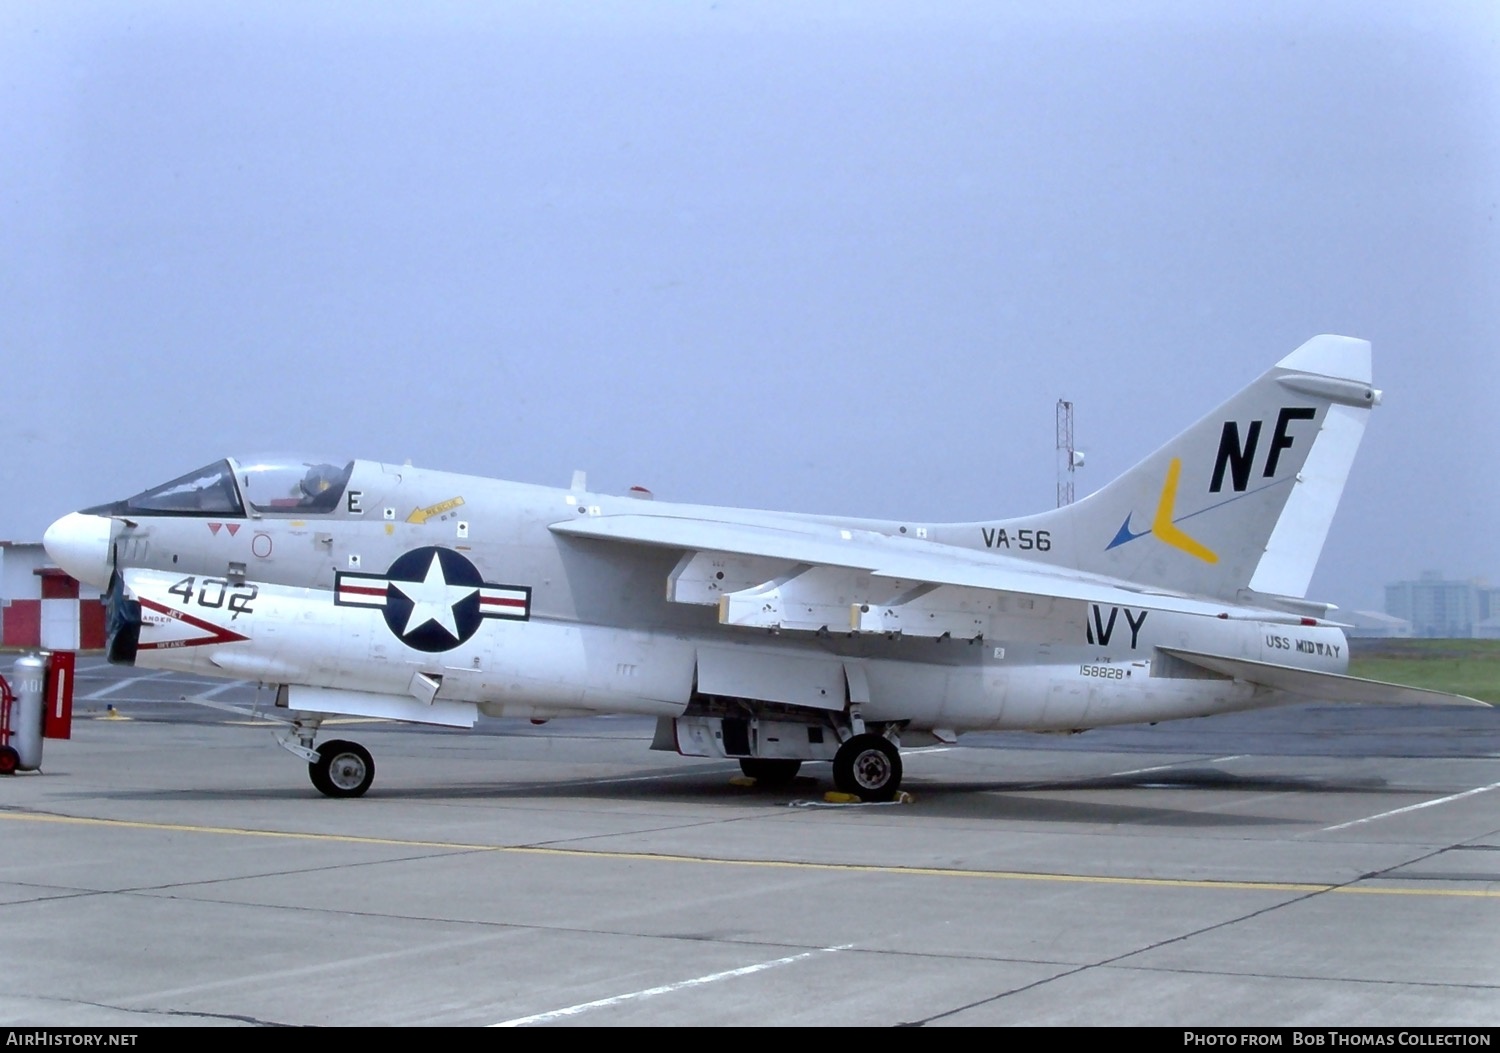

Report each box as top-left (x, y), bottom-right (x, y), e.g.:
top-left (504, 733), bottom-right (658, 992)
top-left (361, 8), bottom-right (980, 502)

top-left (1384, 571), bottom-right (1500, 638)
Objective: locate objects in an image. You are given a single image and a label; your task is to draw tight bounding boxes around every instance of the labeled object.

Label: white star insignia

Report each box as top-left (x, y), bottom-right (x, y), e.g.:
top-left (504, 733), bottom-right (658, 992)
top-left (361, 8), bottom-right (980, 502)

top-left (391, 553), bottom-right (477, 640)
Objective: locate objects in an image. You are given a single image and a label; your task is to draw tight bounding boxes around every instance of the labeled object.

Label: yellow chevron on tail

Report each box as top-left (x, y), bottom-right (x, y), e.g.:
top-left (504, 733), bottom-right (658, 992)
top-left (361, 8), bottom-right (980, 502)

top-left (1152, 458), bottom-right (1218, 564)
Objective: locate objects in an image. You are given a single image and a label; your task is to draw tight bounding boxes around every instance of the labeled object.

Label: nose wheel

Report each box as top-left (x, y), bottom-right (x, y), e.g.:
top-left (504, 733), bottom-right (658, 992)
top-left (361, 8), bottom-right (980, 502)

top-left (833, 734), bottom-right (902, 802)
top-left (309, 740), bottom-right (374, 798)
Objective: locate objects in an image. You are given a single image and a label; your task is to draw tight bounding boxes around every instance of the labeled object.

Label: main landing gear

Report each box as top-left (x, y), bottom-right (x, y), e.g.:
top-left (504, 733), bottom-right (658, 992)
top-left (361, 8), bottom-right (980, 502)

top-left (737, 740), bottom-right (902, 801)
top-left (832, 733), bottom-right (902, 803)
top-left (676, 701), bottom-right (907, 802)
top-left (738, 758), bottom-right (802, 787)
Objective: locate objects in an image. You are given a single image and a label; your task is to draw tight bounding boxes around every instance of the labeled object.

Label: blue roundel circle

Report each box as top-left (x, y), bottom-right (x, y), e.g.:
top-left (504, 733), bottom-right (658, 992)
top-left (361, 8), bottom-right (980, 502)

top-left (380, 546), bottom-right (486, 653)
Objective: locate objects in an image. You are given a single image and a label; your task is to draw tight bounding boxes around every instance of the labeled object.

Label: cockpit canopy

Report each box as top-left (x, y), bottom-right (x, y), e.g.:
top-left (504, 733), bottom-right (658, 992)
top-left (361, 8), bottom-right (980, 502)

top-left (236, 458), bottom-right (354, 513)
top-left (83, 457), bottom-right (355, 518)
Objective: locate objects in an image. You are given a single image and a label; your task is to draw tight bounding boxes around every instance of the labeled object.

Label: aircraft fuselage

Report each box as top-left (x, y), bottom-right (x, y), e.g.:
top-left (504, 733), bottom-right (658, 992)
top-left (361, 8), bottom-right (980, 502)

top-left (56, 458), bottom-right (1346, 737)
top-left (48, 337), bottom-right (1420, 800)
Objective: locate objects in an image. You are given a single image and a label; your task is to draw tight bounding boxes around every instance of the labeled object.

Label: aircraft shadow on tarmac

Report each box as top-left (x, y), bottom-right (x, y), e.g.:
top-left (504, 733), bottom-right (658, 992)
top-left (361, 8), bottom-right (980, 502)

top-left (58, 757), bottom-right (1423, 831)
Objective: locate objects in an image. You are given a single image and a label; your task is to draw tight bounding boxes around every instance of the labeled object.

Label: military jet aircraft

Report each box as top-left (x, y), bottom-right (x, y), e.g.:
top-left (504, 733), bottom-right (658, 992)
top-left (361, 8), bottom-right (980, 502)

top-left (42, 335), bottom-right (1485, 800)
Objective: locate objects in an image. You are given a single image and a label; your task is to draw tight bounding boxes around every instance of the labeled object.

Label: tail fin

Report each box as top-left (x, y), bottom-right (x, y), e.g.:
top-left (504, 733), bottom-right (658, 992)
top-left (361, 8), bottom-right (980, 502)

top-left (944, 335), bottom-right (1378, 602)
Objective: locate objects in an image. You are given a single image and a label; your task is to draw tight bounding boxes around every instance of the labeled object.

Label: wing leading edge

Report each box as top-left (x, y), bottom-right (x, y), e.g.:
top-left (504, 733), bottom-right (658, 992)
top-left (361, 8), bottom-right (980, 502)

top-left (550, 513), bottom-right (1320, 637)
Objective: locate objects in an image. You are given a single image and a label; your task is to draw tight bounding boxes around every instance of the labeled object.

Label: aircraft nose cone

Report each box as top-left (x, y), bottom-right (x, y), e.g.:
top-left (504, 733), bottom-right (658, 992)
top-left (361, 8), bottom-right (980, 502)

top-left (43, 512), bottom-right (115, 589)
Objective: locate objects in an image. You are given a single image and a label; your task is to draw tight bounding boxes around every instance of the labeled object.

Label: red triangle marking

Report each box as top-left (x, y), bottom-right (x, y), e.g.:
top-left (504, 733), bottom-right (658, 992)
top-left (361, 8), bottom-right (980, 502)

top-left (208, 522), bottom-right (222, 535)
top-left (226, 523), bottom-right (240, 536)
top-left (137, 597), bottom-right (251, 648)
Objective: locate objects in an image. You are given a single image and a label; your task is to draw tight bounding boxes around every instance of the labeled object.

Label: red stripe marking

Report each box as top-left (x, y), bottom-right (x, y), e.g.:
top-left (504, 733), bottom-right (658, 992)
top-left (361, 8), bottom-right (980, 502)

top-left (136, 597), bottom-right (250, 648)
top-left (339, 584), bottom-right (389, 597)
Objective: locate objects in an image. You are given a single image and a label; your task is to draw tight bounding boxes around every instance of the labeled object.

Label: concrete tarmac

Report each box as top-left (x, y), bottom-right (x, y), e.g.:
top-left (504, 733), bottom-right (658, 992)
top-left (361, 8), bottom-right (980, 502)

top-left (2, 659), bottom-right (1499, 1027)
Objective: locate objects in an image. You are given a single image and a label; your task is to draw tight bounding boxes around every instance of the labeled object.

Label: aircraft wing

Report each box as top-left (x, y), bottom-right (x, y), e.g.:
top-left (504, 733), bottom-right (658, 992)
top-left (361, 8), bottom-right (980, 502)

top-left (550, 513), bottom-right (1309, 636)
top-left (1160, 648), bottom-right (1490, 708)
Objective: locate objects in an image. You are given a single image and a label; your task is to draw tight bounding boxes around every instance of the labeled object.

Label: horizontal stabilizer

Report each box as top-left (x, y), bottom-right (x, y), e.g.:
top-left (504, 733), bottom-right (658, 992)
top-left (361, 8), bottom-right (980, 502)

top-left (1159, 648), bottom-right (1489, 708)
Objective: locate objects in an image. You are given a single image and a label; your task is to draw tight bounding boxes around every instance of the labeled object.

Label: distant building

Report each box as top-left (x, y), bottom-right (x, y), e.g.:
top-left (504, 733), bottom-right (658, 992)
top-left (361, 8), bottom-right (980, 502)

top-left (1343, 610), bottom-right (1412, 638)
top-left (0, 541), bottom-right (106, 650)
top-left (1384, 571), bottom-right (1500, 639)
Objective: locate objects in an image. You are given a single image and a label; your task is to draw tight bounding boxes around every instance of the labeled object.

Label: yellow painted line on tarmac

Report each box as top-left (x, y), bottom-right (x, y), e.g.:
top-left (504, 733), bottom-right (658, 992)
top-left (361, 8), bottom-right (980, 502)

top-left (3, 810), bottom-right (1497, 898)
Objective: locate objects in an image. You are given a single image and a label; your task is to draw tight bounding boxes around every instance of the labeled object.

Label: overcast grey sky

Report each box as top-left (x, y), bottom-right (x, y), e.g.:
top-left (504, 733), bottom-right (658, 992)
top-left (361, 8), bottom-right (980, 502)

top-left (3, 1), bottom-right (1496, 612)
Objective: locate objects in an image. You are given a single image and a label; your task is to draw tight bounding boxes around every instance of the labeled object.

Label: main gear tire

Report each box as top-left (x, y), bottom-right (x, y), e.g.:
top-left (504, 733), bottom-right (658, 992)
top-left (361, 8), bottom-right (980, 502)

top-left (738, 758), bottom-right (802, 786)
top-left (832, 734), bottom-right (902, 802)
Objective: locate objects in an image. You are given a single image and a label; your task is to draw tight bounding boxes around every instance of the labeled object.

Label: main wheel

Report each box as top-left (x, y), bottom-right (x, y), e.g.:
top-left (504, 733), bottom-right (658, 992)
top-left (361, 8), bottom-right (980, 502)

top-left (833, 734), bottom-right (902, 802)
top-left (0, 745), bottom-right (19, 775)
top-left (309, 740), bottom-right (374, 798)
top-left (738, 758), bottom-right (802, 787)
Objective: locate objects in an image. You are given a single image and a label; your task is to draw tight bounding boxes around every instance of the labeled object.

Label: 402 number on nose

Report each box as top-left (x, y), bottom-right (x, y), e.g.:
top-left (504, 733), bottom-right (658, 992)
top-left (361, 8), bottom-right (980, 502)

top-left (168, 576), bottom-right (259, 618)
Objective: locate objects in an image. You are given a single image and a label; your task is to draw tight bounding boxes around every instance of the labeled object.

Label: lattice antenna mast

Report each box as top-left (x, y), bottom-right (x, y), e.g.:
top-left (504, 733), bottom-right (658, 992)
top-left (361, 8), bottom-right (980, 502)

top-left (1056, 399), bottom-right (1077, 507)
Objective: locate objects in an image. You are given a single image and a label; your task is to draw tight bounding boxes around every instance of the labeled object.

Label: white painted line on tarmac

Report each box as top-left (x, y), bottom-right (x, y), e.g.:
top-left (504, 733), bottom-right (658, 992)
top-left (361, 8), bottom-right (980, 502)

top-left (127, 931), bottom-right (519, 1004)
top-left (81, 670), bottom-right (177, 699)
top-left (1111, 755), bottom-right (1243, 778)
top-left (490, 945), bottom-right (850, 1027)
top-left (1323, 780), bottom-right (1500, 832)
top-left (1112, 763), bottom-right (1177, 776)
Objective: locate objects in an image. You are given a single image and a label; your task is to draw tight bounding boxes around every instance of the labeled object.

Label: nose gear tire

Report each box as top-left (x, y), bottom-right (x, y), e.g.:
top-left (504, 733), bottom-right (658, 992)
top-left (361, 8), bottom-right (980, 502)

top-left (310, 739), bottom-right (374, 798)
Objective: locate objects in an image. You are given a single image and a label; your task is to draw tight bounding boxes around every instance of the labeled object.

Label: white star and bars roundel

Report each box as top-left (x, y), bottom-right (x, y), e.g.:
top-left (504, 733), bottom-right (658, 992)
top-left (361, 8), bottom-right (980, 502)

top-left (334, 546), bottom-right (531, 652)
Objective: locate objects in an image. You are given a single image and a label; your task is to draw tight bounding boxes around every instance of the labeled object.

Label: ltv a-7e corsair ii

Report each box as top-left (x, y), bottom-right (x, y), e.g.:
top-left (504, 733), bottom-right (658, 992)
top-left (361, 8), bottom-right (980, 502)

top-left (44, 336), bottom-right (1485, 800)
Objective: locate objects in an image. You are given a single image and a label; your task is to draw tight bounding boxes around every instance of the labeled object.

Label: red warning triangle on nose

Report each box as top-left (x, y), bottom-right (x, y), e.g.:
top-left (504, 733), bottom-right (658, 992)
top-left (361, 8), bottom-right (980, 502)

top-left (208, 522), bottom-right (222, 535)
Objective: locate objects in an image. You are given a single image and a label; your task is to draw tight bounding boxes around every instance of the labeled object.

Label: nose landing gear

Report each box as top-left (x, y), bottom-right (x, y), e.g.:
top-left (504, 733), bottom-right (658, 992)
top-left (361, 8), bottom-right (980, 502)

top-left (309, 739), bottom-right (375, 798)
